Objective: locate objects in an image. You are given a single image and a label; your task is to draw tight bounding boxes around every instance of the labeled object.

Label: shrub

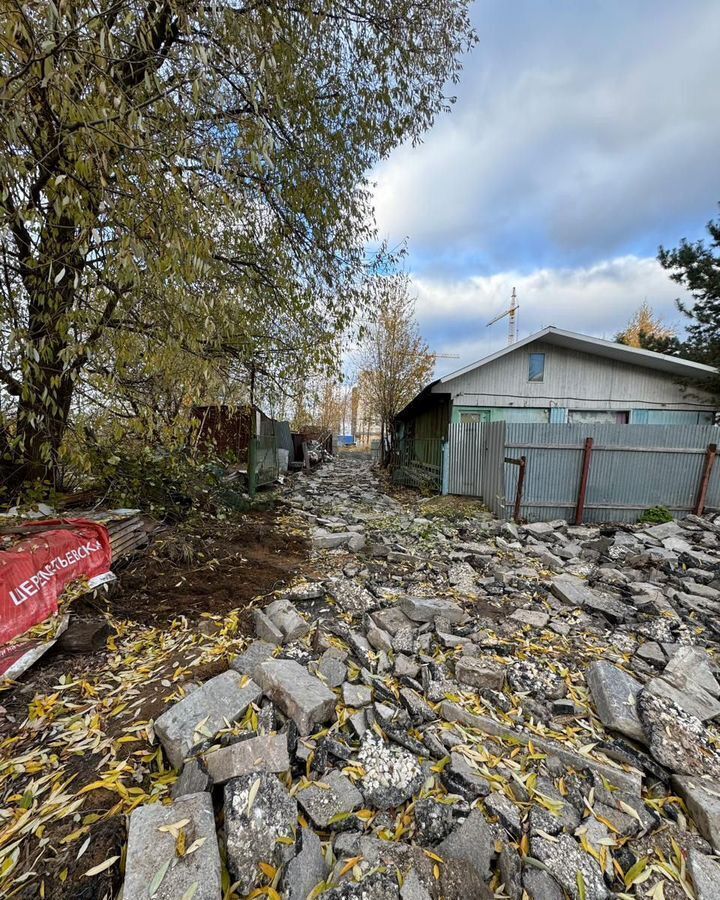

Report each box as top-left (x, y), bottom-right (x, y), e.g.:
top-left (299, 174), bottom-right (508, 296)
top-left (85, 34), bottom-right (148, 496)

top-left (637, 505), bottom-right (673, 525)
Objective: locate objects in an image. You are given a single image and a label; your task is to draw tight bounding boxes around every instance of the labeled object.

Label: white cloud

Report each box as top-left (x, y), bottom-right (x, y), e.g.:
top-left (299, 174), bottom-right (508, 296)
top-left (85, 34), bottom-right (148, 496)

top-left (373, 1), bottom-right (720, 267)
top-left (412, 255), bottom-right (689, 377)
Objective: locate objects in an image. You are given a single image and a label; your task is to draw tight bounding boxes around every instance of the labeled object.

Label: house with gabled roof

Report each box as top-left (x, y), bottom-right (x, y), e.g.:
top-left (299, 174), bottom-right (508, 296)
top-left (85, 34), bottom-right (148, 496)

top-left (396, 326), bottom-right (717, 443)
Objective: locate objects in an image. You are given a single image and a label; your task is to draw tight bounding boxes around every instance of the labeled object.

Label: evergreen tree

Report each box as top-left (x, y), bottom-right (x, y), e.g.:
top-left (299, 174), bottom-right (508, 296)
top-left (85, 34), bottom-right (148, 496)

top-left (658, 207), bottom-right (720, 395)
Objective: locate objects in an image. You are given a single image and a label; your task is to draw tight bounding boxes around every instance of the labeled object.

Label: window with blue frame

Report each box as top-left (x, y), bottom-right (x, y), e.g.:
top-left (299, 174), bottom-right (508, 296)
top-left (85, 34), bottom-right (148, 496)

top-left (528, 352), bottom-right (545, 382)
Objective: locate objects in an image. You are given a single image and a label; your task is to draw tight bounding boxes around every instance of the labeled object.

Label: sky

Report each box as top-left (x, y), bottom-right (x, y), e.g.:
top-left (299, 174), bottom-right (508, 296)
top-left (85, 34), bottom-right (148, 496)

top-left (371, 0), bottom-right (720, 378)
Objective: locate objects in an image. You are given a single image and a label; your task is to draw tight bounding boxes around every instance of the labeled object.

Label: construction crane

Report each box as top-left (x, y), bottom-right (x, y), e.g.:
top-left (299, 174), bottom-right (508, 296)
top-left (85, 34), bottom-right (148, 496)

top-left (486, 287), bottom-right (519, 345)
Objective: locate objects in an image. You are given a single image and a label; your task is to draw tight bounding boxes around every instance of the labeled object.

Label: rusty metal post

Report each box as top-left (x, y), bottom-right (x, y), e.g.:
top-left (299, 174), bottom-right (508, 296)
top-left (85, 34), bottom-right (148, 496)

top-left (574, 437), bottom-right (594, 525)
top-left (513, 455), bottom-right (527, 523)
top-left (248, 408), bottom-right (257, 498)
top-left (694, 443), bottom-right (717, 516)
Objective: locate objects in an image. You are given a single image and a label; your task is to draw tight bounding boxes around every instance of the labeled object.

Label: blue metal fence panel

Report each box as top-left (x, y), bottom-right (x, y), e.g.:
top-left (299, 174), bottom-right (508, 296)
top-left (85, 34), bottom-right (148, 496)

top-left (502, 423), bottom-right (720, 523)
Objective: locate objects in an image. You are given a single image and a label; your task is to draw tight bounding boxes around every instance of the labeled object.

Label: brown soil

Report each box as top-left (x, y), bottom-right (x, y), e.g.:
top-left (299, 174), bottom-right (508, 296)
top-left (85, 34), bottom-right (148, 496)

top-left (107, 507), bottom-right (308, 624)
top-left (0, 504), bottom-right (309, 899)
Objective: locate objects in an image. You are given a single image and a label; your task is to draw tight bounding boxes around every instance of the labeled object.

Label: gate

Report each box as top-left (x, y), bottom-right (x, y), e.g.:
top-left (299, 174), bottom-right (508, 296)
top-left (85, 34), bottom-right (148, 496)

top-left (446, 421), bottom-right (507, 507)
top-left (447, 422), bottom-right (487, 496)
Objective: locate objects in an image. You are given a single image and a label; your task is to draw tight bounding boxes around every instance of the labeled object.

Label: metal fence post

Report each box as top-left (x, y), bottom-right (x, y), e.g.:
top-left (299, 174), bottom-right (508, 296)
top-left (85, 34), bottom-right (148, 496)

top-left (513, 456), bottom-right (527, 522)
top-left (694, 443), bottom-right (717, 516)
top-left (248, 410), bottom-right (257, 498)
top-left (441, 439), bottom-right (449, 495)
top-left (574, 437), bottom-right (594, 525)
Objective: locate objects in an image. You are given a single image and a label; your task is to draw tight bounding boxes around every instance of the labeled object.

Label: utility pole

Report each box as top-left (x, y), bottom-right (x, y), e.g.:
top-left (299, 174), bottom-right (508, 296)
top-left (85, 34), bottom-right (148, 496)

top-left (486, 287), bottom-right (519, 345)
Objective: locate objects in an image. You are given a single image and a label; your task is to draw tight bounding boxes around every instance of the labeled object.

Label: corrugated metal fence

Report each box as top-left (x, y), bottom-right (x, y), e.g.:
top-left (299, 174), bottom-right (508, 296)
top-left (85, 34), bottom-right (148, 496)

top-left (447, 423), bottom-right (505, 503)
top-left (445, 421), bottom-right (720, 523)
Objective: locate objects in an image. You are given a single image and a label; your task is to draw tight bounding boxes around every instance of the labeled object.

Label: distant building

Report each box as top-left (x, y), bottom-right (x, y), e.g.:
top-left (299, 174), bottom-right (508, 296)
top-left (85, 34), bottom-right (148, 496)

top-left (397, 327), bottom-right (717, 441)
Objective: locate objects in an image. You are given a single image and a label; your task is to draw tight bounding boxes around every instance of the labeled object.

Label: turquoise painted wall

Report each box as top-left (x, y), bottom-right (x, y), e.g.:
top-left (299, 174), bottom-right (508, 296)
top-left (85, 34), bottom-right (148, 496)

top-left (452, 405), bottom-right (550, 424)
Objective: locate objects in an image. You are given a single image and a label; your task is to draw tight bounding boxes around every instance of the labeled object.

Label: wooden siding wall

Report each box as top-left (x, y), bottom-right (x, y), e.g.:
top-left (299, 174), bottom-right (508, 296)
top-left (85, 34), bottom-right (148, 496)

top-left (413, 401), bottom-right (450, 442)
top-left (434, 341), bottom-right (716, 412)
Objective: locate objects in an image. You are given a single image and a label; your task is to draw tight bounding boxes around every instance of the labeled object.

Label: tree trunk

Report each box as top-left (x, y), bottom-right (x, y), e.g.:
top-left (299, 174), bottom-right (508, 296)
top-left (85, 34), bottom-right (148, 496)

top-left (12, 270), bottom-right (77, 487)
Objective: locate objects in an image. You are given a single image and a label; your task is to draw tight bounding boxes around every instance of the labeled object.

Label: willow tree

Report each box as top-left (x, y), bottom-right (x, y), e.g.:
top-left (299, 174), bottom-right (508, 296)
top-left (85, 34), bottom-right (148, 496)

top-left (0, 1), bottom-right (475, 484)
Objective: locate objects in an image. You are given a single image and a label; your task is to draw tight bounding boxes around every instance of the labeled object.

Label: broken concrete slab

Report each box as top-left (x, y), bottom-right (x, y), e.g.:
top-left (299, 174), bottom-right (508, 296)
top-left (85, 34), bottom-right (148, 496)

top-left (124, 791), bottom-right (221, 900)
top-left (523, 868), bottom-right (565, 900)
top-left (342, 682), bottom-right (372, 707)
top-left (641, 521), bottom-right (684, 541)
top-left (638, 689), bottom-right (720, 778)
top-left (154, 671), bottom-right (262, 768)
top-left (583, 591), bottom-right (631, 623)
top-left (313, 648), bottom-right (348, 688)
top-left (442, 751), bottom-right (491, 800)
top-left (283, 827), bottom-right (328, 900)
top-left (400, 596), bottom-right (465, 624)
top-left (326, 578), bottom-right (375, 615)
top-left (531, 833), bottom-right (608, 899)
top-left (261, 597), bottom-right (310, 643)
top-left (485, 790), bottom-right (522, 838)
top-left (437, 808), bottom-right (495, 881)
top-left (312, 529), bottom-right (354, 549)
top-left (664, 646), bottom-right (720, 698)
top-left (509, 608), bottom-right (550, 628)
top-left (586, 661), bottom-right (646, 744)
top-left (672, 776), bottom-right (720, 850)
top-left (358, 733), bottom-right (424, 809)
top-left (203, 733), bottom-right (289, 785)
top-left (297, 769), bottom-right (363, 828)
top-left (252, 608), bottom-right (284, 644)
top-left (371, 606), bottom-right (414, 635)
top-left (440, 701), bottom-right (642, 794)
top-left (645, 675), bottom-right (720, 723)
top-left (254, 658), bottom-right (336, 735)
top-left (687, 848), bottom-right (720, 900)
top-left (171, 758), bottom-right (213, 799)
top-left (550, 573), bottom-right (594, 606)
top-left (224, 773), bottom-right (297, 895)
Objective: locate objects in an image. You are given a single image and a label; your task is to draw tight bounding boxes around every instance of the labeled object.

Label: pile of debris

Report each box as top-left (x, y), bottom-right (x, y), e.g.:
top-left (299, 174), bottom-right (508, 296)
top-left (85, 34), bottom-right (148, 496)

top-left (122, 458), bottom-right (720, 899)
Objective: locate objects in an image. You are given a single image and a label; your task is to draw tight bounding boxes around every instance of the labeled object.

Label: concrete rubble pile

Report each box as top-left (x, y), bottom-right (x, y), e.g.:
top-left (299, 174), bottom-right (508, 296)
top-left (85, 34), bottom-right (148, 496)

top-left (124, 457), bottom-right (720, 899)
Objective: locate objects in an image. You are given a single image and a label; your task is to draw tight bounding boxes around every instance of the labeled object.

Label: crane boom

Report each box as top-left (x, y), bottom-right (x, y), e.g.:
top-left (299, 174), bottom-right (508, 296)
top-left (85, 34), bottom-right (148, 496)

top-left (486, 287), bottom-right (519, 344)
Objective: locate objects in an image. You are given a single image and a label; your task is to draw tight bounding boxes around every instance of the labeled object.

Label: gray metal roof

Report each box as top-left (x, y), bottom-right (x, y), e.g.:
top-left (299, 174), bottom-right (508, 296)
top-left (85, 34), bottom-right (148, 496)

top-left (438, 326), bottom-right (717, 383)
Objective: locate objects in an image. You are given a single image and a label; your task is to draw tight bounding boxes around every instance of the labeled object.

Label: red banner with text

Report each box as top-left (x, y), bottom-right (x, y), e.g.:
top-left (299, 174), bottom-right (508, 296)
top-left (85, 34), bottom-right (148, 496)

top-left (0, 520), bottom-right (112, 645)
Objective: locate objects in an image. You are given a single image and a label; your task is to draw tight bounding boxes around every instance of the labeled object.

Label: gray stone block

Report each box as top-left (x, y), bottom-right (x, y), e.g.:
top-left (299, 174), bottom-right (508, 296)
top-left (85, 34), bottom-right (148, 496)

top-left (664, 646), bottom-right (720, 698)
top-left (124, 791), bottom-right (221, 900)
top-left (224, 773), bottom-right (297, 895)
top-left (646, 675), bottom-right (720, 723)
top-left (283, 827), bottom-right (328, 900)
top-left (253, 608), bottom-right (284, 644)
top-left (673, 776), bottom-right (720, 850)
top-left (203, 733), bottom-right (289, 785)
top-left (586, 660), bottom-right (646, 744)
top-left (550, 574), bottom-right (594, 606)
top-left (172, 758), bottom-right (213, 798)
top-left (254, 658), bottom-right (336, 734)
top-left (262, 597), bottom-right (310, 642)
top-left (230, 640), bottom-right (275, 676)
top-left (455, 656), bottom-right (505, 691)
top-left (437, 808), bottom-right (494, 881)
top-left (342, 682), bottom-right (372, 707)
top-left (509, 608), bottom-right (549, 628)
top-left (313, 648), bottom-right (348, 688)
top-left (400, 596), bottom-right (465, 623)
top-left (372, 606), bottom-right (414, 635)
top-left (531, 833), bottom-right (608, 899)
top-left (155, 671), bottom-right (262, 768)
top-left (688, 848), bottom-right (720, 900)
